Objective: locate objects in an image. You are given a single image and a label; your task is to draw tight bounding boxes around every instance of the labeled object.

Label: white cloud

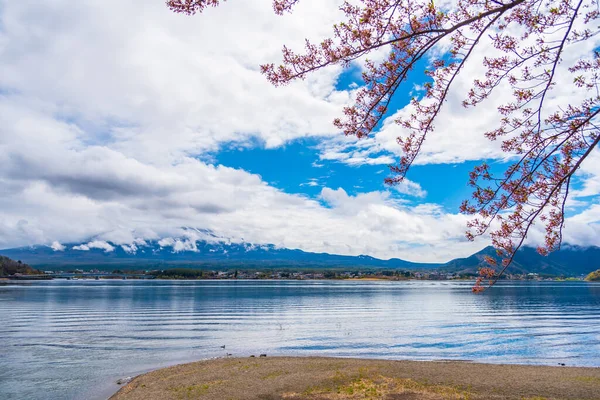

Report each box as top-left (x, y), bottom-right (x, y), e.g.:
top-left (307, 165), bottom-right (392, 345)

top-left (50, 241), bottom-right (65, 252)
top-left (393, 179), bottom-right (427, 198)
top-left (72, 241), bottom-right (114, 253)
top-left (317, 135), bottom-right (395, 166)
top-left (300, 179), bottom-right (319, 187)
top-left (158, 238), bottom-right (176, 248)
top-left (121, 244), bottom-right (137, 254)
top-left (572, 148), bottom-right (600, 199)
top-left (561, 204), bottom-right (600, 245)
top-left (0, 0), bottom-right (348, 161)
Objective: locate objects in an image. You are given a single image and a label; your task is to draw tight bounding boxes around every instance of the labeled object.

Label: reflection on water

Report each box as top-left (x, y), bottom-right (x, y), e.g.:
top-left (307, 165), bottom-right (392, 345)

top-left (1, 280), bottom-right (599, 399)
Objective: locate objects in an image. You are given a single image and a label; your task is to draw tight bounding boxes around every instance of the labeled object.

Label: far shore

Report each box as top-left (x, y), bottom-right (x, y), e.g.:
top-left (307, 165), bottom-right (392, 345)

top-left (111, 356), bottom-right (600, 400)
top-left (345, 277), bottom-right (391, 281)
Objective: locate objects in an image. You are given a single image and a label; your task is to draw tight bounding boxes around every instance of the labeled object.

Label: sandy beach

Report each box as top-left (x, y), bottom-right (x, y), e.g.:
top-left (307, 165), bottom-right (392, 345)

top-left (110, 356), bottom-right (600, 399)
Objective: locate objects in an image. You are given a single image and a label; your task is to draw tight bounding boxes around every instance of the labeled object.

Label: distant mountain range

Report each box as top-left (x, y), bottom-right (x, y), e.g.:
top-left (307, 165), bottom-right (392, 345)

top-left (442, 245), bottom-right (600, 276)
top-left (0, 237), bottom-right (439, 270)
top-left (0, 232), bottom-right (598, 276)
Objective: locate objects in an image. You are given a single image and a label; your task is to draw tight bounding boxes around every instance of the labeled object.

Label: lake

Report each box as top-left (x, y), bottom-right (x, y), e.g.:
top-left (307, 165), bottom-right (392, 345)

top-left (1, 280), bottom-right (599, 399)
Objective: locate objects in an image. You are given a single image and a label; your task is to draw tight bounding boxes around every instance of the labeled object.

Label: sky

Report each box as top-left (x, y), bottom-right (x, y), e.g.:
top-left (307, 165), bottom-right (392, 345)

top-left (0, 0), bottom-right (599, 262)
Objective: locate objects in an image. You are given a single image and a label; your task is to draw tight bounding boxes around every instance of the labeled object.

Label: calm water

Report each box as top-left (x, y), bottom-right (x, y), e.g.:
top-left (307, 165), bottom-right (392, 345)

top-left (1, 280), bottom-right (599, 400)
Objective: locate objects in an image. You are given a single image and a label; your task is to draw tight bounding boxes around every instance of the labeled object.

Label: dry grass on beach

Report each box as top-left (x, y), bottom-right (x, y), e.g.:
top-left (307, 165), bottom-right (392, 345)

top-left (111, 357), bottom-right (600, 400)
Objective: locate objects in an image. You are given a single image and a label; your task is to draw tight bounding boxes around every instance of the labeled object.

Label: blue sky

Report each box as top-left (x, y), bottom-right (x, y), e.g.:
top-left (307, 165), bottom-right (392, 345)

top-left (0, 0), bottom-right (598, 262)
top-left (213, 138), bottom-right (489, 212)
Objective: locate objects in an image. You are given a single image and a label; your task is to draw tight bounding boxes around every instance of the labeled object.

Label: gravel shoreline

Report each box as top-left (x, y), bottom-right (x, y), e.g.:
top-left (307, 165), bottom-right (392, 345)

top-left (110, 356), bottom-right (600, 399)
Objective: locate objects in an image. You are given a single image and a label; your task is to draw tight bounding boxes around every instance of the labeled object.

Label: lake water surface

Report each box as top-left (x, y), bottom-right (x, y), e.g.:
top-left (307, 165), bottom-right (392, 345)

top-left (1, 280), bottom-right (599, 400)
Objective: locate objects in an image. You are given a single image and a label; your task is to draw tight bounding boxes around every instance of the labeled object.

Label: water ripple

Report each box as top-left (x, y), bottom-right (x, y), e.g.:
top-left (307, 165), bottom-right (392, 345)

top-left (1, 280), bottom-right (599, 400)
